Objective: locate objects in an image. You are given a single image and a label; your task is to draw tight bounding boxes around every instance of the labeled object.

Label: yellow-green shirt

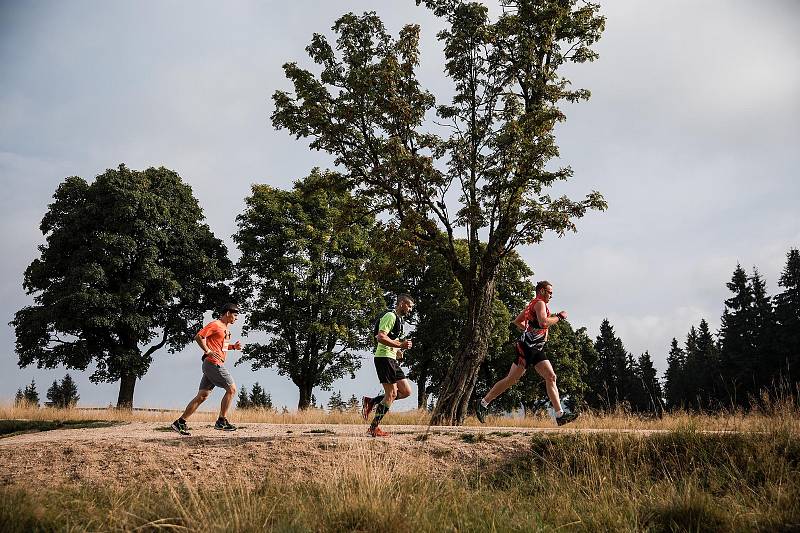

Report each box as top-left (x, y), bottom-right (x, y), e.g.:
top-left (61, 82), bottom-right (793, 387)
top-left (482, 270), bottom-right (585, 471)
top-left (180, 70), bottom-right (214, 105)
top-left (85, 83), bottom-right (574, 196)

top-left (374, 311), bottom-right (401, 359)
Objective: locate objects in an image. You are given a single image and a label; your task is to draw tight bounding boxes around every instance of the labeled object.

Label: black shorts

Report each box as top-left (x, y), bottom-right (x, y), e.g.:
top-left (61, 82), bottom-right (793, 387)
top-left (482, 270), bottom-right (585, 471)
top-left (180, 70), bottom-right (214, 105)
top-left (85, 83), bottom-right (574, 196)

top-left (515, 341), bottom-right (549, 369)
top-left (374, 357), bottom-right (406, 384)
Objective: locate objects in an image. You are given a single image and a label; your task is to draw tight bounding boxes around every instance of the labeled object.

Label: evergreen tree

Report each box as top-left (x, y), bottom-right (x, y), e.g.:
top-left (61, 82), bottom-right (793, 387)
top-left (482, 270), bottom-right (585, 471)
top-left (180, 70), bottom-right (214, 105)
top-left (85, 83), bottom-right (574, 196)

top-left (684, 319), bottom-right (721, 410)
top-left (249, 382), bottom-right (271, 409)
top-left (327, 391), bottom-right (345, 412)
top-left (346, 394), bottom-right (359, 412)
top-left (588, 319), bottom-right (628, 410)
top-left (237, 386), bottom-right (251, 409)
top-left (636, 351), bottom-right (664, 415)
top-left (23, 380), bottom-right (40, 407)
top-left (664, 338), bottom-right (686, 410)
top-left (718, 264), bottom-right (755, 407)
top-left (14, 388), bottom-right (25, 407)
top-left (623, 352), bottom-right (648, 413)
top-left (749, 267), bottom-right (775, 395)
top-left (774, 248), bottom-right (800, 391)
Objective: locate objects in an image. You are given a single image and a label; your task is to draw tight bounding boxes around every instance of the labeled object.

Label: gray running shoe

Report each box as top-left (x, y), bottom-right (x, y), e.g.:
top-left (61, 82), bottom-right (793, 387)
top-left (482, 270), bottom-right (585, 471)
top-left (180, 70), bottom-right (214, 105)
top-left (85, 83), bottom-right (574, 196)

top-left (475, 400), bottom-right (488, 424)
top-left (214, 417), bottom-right (237, 431)
top-left (171, 419), bottom-right (190, 436)
top-left (556, 412), bottom-right (579, 426)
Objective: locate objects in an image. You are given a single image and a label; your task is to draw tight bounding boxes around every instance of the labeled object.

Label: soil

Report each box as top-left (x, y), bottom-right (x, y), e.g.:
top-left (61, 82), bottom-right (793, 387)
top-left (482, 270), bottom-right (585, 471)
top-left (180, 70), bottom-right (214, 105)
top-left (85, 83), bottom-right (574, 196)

top-left (0, 422), bottom-right (608, 490)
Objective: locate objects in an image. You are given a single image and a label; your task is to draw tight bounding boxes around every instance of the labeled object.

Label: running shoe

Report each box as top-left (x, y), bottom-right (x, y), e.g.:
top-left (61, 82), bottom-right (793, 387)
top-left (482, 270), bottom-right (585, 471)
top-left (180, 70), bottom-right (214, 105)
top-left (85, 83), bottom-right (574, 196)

top-left (367, 426), bottom-right (390, 437)
top-left (556, 412), bottom-right (579, 426)
top-left (475, 400), bottom-right (488, 424)
top-left (214, 417), bottom-right (237, 431)
top-left (361, 396), bottom-right (375, 421)
top-left (171, 419), bottom-right (190, 436)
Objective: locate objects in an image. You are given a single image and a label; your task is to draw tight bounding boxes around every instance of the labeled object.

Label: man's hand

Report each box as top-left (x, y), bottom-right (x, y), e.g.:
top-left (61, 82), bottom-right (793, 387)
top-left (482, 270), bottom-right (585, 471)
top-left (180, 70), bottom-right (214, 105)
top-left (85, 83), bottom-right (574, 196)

top-left (229, 340), bottom-right (242, 350)
top-left (400, 338), bottom-right (413, 350)
top-left (557, 311), bottom-right (568, 320)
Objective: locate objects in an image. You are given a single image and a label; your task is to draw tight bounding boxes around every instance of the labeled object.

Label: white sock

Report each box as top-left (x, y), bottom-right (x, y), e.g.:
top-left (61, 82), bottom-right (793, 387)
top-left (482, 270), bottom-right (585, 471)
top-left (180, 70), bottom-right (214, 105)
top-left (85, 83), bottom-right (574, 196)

top-left (480, 399), bottom-right (489, 408)
top-left (556, 410), bottom-right (564, 418)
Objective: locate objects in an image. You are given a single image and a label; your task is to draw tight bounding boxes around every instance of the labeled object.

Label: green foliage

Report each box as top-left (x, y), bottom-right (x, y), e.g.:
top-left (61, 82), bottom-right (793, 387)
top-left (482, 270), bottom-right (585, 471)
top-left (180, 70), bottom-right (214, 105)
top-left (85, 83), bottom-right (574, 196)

top-left (11, 165), bottom-right (232, 407)
top-left (587, 319), bottom-right (628, 409)
top-left (775, 248), bottom-right (800, 388)
top-left (272, 1), bottom-right (607, 423)
top-left (18, 380), bottom-right (40, 408)
top-left (45, 374), bottom-right (80, 408)
top-left (233, 170), bottom-right (385, 409)
top-left (236, 386), bottom-right (251, 409)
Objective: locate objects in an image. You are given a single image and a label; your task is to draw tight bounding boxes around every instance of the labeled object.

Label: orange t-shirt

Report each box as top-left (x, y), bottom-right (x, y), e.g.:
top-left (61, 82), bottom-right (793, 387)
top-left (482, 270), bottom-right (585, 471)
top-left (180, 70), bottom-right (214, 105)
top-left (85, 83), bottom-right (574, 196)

top-left (522, 297), bottom-right (551, 335)
top-left (198, 320), bottom-right (230, 365)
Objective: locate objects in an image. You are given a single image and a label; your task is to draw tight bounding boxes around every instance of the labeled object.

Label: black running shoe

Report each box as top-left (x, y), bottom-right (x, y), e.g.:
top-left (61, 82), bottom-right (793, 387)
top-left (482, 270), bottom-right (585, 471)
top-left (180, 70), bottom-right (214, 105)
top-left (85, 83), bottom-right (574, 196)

top-left (556, 412), bottom-right (579, 426)
top-left (475, 400), bottom-right (488, 424)
top-left (171, 419), bottom-right (190, 436)
top-left (214, 417), bottom-right (237, 431)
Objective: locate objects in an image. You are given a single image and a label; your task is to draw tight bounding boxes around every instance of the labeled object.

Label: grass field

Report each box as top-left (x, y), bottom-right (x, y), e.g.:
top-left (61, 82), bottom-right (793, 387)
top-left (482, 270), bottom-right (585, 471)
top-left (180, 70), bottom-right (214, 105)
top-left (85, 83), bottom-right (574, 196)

top-left (1, 398), bottom-right (798, 531)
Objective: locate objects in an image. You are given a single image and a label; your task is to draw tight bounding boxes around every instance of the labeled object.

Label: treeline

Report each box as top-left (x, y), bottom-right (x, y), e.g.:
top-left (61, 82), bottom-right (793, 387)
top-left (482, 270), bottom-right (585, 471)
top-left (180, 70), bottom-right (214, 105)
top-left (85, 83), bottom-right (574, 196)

top-left (14, 374), bottom-right (80, 408)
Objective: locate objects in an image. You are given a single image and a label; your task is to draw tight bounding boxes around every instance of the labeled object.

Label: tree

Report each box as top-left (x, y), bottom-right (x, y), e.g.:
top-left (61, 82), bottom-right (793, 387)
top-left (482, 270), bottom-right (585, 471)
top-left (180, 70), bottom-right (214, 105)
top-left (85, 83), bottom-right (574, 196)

top-left (46, 374), bottom-right (80, 408)
top-left (719, 264), bottom-right (757, 407)
top-left (14, 388), bottom-right (25, 407)
top-left (633, 351), bottom-right (663, 415)
top-left (327, 390), bottom-right (346, 412)
top-left (233, 170), bottom-right (385, 409)
top-left (346, 394), bottom-right (360, 412)
top-left (237, 386), bottom-right (251, 409)
top-left (683, 319), bottom-right (721, 410)
top-left (22, 380), bottom-right (40, 407)
top-left (249, 382), bottom-right (272, 409)
top-left (774, 248), bottom-right (800, 392)
top-left (272, 1), bottom-right (607, 424)
top-left (11, 165), bottom-right (232, 408)
top-left (587, 319), bottom-right (628, 410)
top-left (664, 338), bottom-right (686, 410)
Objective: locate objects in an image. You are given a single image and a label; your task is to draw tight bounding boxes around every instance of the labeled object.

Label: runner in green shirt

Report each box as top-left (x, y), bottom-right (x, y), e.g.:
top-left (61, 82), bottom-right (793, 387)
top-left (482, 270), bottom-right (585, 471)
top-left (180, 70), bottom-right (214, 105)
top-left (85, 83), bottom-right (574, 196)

top-left (362, 294), bottom-right (414, 437)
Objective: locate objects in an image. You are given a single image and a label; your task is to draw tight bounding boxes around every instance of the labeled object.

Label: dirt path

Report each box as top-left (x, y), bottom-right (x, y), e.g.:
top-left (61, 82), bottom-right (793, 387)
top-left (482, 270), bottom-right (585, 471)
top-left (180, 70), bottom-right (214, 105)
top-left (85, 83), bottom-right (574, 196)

top-left (0, 422), bottom-right (666, 490)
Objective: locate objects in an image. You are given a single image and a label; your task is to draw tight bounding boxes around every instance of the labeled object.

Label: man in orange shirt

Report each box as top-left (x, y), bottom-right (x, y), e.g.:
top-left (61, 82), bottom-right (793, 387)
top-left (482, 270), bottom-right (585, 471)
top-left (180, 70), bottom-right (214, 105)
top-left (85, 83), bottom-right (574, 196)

top-left (172, 303), bottom-right (242, 435)
top-left (475, 281), bottom-right (578, 426)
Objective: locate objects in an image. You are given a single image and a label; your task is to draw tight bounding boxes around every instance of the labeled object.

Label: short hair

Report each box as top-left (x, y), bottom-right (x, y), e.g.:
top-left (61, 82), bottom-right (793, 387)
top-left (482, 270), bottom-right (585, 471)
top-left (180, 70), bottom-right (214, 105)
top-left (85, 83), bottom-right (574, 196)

top-left (218, 302), bottom-right (240, 316)
top-left (535, 281), bottom-right (552, 293)
top-left (397, 293), bottom-right (415, 305)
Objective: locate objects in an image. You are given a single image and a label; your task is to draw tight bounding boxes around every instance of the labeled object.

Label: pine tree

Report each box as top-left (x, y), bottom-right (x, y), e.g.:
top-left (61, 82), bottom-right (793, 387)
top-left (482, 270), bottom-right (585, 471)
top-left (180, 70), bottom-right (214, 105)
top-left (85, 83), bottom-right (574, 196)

top-left (774, 248), bottom-right (800, 392)
top-left (14, 388), bottom-right (25, 407)
top-left (749, 268), bottom-right (775, 394)
top-left (250, 383), bottom-right (269, 409)
top-left (346, 394), bottom-right (359, 412)
top-left (623, 352), bottom-right (648, 412)
top-left (684, 320), bottom-right (721, 410)
top-left (664, 338), bottom-right (686, 410)
top-left (23, 380), bottom-right (40, 407)
top-left (718, 264), bottom-right (755, 407)
top-left (636, 351), bottom-right (664, 415)
top-left (46, 380), bottom-right (62, 408)
top-left (588, 319), bottom-right (628, 410)
top-left (237, 386), bottom-right (251, 409)
top-left (327, 391), bottom-right (345, 412)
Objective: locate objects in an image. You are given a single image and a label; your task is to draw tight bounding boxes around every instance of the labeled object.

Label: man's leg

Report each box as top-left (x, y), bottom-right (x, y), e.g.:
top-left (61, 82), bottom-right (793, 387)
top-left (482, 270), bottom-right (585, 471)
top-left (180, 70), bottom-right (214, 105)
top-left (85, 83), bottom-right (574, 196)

top-left (180, 389), bottom-right (211, 420)
top-left (533, 360), bottom-right (562, 415)
top-left (369, 382), bottom-right (397, 433)
top-left (483, 363), bottom-right (526, 405)
top-left (395, 379), bottom-right (412, 401)
top-left (219, 383), bottom-right (236, 420)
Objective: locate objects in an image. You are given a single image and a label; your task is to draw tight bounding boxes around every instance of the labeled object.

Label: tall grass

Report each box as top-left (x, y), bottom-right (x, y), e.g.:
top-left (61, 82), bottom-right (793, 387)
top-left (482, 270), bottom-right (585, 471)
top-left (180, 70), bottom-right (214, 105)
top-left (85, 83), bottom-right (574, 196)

top-left (2, 428), bottom-right (798, 531)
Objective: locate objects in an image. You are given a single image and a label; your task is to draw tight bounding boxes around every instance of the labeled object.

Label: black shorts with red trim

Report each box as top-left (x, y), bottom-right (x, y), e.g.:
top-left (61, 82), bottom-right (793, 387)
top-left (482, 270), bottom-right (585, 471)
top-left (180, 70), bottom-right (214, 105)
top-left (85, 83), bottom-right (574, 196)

top-left (515, 340), bottom-right (548, 368)
top-left (374, 357), bottom-right (407, 384)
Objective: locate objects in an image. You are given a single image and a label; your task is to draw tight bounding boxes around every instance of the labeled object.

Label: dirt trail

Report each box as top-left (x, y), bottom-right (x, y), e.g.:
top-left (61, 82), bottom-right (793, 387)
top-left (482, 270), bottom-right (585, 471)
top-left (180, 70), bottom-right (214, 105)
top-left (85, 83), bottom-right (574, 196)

top-left (0, 422), bottom-right (663, 490)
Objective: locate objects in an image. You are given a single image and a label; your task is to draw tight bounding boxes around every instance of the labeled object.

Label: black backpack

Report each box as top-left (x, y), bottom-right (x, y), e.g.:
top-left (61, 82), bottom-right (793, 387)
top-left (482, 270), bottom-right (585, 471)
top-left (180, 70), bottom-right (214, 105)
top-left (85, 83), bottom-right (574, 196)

top-left (373, 310), bottom-right (402, 342)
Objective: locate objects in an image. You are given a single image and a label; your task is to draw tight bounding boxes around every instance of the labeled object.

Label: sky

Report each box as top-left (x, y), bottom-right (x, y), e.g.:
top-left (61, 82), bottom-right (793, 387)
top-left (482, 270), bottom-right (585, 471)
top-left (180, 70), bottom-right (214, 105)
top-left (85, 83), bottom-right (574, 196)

top-left (1, 1), bottom-right (798, 411)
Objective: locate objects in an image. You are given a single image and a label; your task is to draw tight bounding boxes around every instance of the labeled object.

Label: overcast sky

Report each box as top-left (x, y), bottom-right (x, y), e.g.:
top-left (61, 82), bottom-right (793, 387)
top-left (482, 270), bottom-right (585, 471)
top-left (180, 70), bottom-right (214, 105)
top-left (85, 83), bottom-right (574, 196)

top-left (1, 1), bottom-right (798, 411)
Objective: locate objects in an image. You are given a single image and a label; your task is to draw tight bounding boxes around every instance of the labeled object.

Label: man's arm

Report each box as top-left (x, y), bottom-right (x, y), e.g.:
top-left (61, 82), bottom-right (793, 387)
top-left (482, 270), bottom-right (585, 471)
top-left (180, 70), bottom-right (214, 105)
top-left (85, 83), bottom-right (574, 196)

top-left (195, 333), bottom-right (216, 357)
top-left (376, 331), bottom-right (412, 350)
top-left (534, 301), bottom-right (566, 327)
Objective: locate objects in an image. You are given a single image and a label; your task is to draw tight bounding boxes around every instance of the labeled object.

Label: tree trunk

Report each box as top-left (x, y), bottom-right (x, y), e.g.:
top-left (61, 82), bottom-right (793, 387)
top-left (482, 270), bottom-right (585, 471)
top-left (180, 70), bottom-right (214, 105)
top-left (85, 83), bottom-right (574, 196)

top-left (431, 275), bottom-right (498, 425)
top-left (298, 381), bottom-right (314, 410)
top-left (117, 371), bottom-right (136, 409)
top-left (417, 371), bottom-right (428, 410)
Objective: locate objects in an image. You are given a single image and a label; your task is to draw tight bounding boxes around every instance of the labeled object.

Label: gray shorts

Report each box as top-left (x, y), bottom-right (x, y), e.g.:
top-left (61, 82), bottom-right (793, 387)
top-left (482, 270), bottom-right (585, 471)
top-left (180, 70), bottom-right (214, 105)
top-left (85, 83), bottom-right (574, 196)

top-left (199, 360), bottom-right (235, 391)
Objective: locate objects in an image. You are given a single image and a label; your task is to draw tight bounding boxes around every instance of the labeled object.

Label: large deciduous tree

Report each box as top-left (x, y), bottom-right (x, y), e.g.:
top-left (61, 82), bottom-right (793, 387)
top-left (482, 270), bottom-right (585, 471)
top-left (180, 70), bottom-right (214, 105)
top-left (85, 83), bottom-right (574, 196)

top-left (12, 165), bottom-right (231, 408)
top-left (272, 1), bottom-right (606, 424)
top-left (233, 170), bottom-right (384, 409)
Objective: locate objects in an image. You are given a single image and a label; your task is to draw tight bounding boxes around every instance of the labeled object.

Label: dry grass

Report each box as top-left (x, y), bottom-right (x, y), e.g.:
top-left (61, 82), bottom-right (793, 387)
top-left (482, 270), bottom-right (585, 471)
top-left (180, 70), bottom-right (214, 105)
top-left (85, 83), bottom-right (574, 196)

top-left (4, 391), bottom-right (798, 433)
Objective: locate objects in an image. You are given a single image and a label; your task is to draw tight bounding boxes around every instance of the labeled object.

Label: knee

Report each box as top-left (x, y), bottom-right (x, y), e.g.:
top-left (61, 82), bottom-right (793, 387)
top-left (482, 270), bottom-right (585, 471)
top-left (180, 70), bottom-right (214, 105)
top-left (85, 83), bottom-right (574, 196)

top-left (197, 390), bottom-right (211, 402)
top-left (545, 372), bottom-right (557, 385)
top-left (387, 390), bottom-right (398, 402)
top-left (227, 384), bottom-right (237, 395)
